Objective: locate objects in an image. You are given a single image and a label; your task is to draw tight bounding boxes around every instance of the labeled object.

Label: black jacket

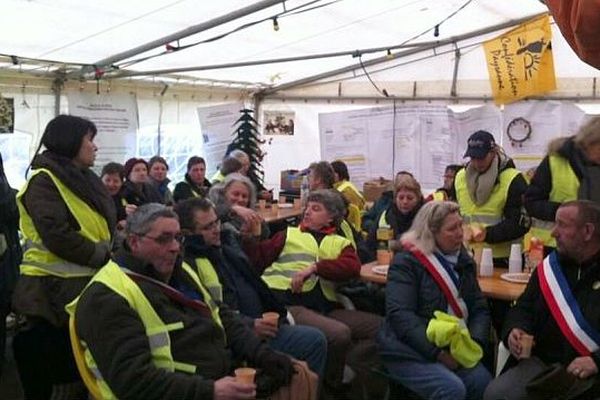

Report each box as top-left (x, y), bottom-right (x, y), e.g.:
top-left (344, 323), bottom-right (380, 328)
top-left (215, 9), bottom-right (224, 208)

top-left (121, 181), bottom-right (164, 206)
top-left (76, 246), bottom-right (273, 400)
top-left (183, 231), bottom-right (286, 320)
top-left (378, 247), bottom-right (490, 362)
top-left (0, 153), bottom-right (21, 304)
top-left (502, 250), bottom-right (600, 367)
top-left (366, 200), bottom-right (423, 255)
top-left (173, 175), bottom-right (211, 203)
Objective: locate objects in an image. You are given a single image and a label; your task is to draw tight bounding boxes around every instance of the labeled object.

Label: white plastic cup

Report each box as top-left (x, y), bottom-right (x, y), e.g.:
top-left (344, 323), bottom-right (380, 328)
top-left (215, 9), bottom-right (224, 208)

top-left (508, 244), bottom-right (523, 274)
top-left (480, 247), bottom-right (494, 277)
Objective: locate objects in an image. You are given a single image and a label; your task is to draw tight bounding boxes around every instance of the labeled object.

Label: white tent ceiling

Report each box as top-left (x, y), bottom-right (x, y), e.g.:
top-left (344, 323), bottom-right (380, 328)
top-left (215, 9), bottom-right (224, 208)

top-left (1, 0), bottom-right (553, 90)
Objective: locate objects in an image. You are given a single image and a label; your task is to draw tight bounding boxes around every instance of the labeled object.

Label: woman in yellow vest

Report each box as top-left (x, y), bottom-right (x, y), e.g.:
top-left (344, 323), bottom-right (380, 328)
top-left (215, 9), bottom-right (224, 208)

top-left (524, 117), bottom-right (600, 254)
top-left (245, 189), bottom-right (382, 394)
top-left (365, 174), bottom-right (424, 260)
top-left (12, 115), bottom-right (116, 400)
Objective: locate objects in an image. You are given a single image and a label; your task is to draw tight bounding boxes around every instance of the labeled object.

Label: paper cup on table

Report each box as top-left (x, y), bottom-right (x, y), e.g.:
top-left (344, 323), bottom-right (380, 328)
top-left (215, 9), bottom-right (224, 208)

top-left (472, 243), bottom-right (484, 268)
top-left (258, 199), bottom-right (267, 211)
top-left (234, 367), bottom-right (256, 384)
top-left (261, 312), bottom-right (279, 326)
top-left (271, 203), bottom-right (279, 215)
top-left (376, 249), bottom-right (392, 266)
top-left (519, 334), bottom-right (534, 358)
top-left (508, 243), bottom-right (523, 274)
top-left (279, 195), bottom-right (286, 204)
top-left (293, 198), bottom-right (302, 209)
top-left (479, 247), bottom-right (494, 277)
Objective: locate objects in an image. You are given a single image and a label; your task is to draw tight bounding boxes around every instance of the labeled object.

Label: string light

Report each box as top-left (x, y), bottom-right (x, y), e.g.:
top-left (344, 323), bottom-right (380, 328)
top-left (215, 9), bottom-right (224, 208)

top-left (434, 24), bottom-right (440, 37)
top-left (272, 17), bottom-right (279, 31)
top-left (386, 49), bottom-right (393, 59)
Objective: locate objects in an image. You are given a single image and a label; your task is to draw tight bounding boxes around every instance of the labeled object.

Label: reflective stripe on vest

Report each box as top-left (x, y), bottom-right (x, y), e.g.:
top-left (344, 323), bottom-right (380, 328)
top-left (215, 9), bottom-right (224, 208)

top-left (378, 210), bottom-right (390, 229)
top-left (17, 168), bottom-right (111, 278)
top-left (529, 155), bottom-right (579, 248)
top-left (65, 262), bottom-right (200, 399)
top-left (262, 227), bottom-right (351, 302)
top-left (455, 167), bottom-right (522, 259)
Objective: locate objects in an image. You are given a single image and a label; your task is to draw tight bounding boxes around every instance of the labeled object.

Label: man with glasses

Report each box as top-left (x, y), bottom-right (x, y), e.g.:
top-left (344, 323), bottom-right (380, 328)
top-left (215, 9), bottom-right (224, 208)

top-left (67, 203), bottom-right (294, 400)
top-left (175, 197), bottom-right (327, 379)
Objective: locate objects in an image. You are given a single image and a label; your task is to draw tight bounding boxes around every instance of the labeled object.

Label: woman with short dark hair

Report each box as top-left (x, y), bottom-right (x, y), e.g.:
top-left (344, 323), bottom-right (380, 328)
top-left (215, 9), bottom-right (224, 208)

top-left (173, 156), bottom-right (212, 203)
top-left (12, 115), bottom-right (117, 399)
top-left (148, 156), bottom-right (173, 205)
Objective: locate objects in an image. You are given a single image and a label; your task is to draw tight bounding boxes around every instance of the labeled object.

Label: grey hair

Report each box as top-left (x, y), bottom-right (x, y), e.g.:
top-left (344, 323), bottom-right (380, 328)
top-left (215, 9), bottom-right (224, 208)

top-left (574, 116), bottom-right (600, 150)
top-left (229, 149), bottom-right (249, 162)
top-left (306, 189), bottom-right (347, 227)
top-left (126, 203), bottom-right (178, 236)
top-left (209, 172), bottom-right (257, 208)
top-left (401, 201), bottom-right (461, 254)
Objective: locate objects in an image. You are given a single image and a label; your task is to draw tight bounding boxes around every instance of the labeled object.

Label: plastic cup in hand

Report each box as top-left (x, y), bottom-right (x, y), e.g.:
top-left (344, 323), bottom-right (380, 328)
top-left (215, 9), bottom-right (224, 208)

top-left (261, 312), bottom-right (279, 327)
top-left (479, 247), bottom-right (494, 277)
top-left (234, 367), bottom-right (256, 384)
top-left (519, 334), bottom-right (534, 358)
top-left (509, 243), bottom-right (523, 274)
top-left (376, 249), bottom-right (392, 266)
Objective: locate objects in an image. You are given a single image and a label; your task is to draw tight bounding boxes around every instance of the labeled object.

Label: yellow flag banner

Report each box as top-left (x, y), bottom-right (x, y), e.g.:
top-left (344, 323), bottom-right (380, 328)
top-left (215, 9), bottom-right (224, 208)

top-left (484, 14), bottom-right (556, 105)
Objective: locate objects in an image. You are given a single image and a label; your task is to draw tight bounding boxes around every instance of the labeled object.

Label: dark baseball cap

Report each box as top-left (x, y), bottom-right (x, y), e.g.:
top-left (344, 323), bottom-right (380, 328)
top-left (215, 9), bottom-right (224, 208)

top-left (464, 130), bottom-right (495, 159)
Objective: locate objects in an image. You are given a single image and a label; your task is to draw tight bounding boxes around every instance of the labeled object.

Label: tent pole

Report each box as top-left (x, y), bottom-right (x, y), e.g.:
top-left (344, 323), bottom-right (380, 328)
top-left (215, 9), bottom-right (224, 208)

top-left (259, 12), bottom-right (548, 95)
top-left (261, 94), bottom-right (598, 102)
top-left (87, 0), bottom-right (286, 71)
top-left (51, 76), bottom-right (64, 116)
top-left (107, 43), bottom-right (425, 78)
top-left (450, 45), bottom-right (461, 98)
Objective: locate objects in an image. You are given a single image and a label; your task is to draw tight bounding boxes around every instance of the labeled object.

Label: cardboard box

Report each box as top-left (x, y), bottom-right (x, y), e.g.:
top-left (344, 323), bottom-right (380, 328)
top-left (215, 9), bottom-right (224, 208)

top-left (363, 178), bottom-right (392, 202)
top-left (280, 170), bottom-right (302, 192)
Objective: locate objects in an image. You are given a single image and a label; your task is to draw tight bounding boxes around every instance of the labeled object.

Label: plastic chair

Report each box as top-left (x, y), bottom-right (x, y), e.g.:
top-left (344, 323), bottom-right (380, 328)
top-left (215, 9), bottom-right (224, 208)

top-left (69, 316), bottom-right (103, 400)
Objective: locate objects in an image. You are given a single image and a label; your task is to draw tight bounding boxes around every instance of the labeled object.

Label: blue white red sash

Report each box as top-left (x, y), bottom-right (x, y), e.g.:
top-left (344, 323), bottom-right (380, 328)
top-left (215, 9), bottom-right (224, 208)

top-left (404, 242), bottom-right (468, 320)
top-left (537, 252), bottom-right (600, 356)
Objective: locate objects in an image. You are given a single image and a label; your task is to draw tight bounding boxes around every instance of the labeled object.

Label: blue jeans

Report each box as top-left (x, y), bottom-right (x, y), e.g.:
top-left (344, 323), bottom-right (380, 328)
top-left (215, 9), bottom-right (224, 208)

top-left (269, 324), bottom-right (327, 378)
top-left (384, 359), bottom-right (492, 400)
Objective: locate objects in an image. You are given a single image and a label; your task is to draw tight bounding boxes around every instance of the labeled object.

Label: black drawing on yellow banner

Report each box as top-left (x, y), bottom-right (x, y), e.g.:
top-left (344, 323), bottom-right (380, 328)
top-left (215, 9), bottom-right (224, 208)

top-left (516, 37), bottom-right (550, 80)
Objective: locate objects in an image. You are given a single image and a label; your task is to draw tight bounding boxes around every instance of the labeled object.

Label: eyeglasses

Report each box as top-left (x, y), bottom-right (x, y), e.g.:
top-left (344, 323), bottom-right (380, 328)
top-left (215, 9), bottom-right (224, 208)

top-left (197, 219), bottom-right (221, 231)
top-left (139, 233), bottom-right (185, 245)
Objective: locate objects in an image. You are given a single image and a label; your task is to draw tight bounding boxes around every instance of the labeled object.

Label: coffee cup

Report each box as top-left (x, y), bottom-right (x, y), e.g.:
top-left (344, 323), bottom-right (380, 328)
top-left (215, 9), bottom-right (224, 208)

top-left (377, 249), bottom-right (392, 265)
top-left (261, 312), bottom-right (279, 327)
top-left (509, 243), bottom-right (523, 274)
top-left (293, 198), bottom-right (302, 209)
top-left (234, 367), bottom-right (256, 384)
top-left (479, 247), bottom-right (494, 277)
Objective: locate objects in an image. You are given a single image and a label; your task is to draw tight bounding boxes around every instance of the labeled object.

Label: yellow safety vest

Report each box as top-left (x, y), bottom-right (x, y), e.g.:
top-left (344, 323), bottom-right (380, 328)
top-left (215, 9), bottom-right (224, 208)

top-left (17, 168), bottom-right (111, 278)
top-left (455, 167), bottom-right (522, 259)
top-left (211, 170), bottom-right (225, 184)
top-left (432, 191), bottom-right (447, 201)
top-left (339, 220), bottom-right (357, 250)
top-left (335, 180), bottom-right (365, 231)
top-left (262, 227), bottom-right (351, 302)
top-left (529, 155), bottom-right (579, 248)
top-left (65, 261), bottom-right (223, 399)
top-left (191, 257), bottom-right (223, 303)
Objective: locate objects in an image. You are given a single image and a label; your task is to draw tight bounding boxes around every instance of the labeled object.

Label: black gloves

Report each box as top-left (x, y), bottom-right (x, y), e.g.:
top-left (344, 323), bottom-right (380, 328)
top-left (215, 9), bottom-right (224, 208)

top-left (256, 350), bottom-right (294, 390)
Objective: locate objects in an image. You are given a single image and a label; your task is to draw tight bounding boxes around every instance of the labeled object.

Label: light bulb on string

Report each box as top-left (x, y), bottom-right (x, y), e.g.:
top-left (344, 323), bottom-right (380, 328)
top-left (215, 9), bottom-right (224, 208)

top-left (386, 49), bottom-right (393, 59)
top-left (434, 24), bottom-right (440, 37)
top-left (273, 17), bottom-right (279, 31)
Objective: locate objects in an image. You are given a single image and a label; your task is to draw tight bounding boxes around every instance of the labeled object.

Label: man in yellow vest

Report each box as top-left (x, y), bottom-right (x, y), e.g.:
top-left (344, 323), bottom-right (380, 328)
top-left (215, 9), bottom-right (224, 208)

top-left (175, 197), bottom-right (327, 378)
top-left (455, 131), bottom-right (529, 266)
top-left (331, 160), bottom-right (366, 225)
top-left (68, 203), bottom-right (294, 400)
top-left (524, 117), bottom-right (600, 254)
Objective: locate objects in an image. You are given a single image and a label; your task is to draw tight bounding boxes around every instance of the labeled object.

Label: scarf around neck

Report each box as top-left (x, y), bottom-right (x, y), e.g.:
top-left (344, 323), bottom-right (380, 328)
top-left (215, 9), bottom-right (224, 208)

top-left (465, 154), bottom-right (499, 206)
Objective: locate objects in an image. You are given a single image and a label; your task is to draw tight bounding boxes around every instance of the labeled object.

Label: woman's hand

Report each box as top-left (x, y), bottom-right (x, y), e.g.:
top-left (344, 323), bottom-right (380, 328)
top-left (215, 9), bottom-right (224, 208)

top-left (437, 350), bottom-right (459, 370)
top-left (291, 264), bottom-right (317, 293)
top-left (254, 318), bottom-right (278, 339)
top-left (124, 204), bottom-right (137, 216)
top-left (232, 205), bottom-right (261, 225)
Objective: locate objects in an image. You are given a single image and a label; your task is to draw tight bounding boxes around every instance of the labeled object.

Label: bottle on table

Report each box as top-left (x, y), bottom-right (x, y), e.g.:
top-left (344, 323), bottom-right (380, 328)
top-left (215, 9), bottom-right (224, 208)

top-left (525, 236), bottom-right (544, 273)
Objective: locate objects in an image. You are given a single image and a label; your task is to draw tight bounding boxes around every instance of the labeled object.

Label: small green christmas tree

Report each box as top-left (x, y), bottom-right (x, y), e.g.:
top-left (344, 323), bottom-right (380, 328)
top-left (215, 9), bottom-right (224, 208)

top-left (226, 108), bottom-right (267, 191)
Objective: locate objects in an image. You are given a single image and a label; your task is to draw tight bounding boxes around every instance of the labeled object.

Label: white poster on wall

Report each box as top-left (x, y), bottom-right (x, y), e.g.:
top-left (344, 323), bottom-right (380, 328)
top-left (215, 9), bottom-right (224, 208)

top-left (502, 101), bottom-right (586, 171)
top-left (67, 92), bottom-right (138, 171)
top-left (197, 102), bottom-right (244, 176)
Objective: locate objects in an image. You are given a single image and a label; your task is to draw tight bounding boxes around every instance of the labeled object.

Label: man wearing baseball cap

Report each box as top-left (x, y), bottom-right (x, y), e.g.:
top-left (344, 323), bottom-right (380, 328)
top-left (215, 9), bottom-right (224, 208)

top-left (455, 130), bottom-right (529, 266)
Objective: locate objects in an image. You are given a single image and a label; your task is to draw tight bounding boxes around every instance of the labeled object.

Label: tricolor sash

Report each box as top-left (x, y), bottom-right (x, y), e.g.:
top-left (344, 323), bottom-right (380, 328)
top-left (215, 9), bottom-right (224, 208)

top-left (405, 243), bottom-right (468, 320)
top-left (538, 252), bottom-right (600, 356)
